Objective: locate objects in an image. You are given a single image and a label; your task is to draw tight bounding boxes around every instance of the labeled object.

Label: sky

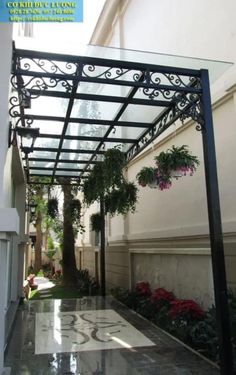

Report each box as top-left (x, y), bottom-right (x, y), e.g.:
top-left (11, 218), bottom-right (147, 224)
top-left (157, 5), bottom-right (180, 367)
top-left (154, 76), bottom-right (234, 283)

top-left (14, 0), bottom-right (106, 52)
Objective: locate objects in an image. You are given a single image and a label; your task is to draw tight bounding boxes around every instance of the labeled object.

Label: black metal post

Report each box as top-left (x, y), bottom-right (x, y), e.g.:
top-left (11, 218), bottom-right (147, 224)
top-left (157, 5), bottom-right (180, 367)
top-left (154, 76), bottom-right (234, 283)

top-left (100, 197), bottom-right (106, 297)
top-left (200, 69), bottom-right (233, 375)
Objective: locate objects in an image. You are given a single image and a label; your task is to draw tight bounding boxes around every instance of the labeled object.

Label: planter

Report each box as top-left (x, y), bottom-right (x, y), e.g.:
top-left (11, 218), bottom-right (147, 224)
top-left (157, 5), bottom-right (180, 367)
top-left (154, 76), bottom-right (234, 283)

top-left (148, 179), bottom-right (159, 189)
top-left (170, 169), bottom-right (184, 179)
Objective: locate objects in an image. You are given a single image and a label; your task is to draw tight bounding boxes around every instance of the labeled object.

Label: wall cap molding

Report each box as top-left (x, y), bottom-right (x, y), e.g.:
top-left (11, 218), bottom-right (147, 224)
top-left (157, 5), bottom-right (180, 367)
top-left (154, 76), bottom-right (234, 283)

top-left (130, 247), bottom-right (211, 255)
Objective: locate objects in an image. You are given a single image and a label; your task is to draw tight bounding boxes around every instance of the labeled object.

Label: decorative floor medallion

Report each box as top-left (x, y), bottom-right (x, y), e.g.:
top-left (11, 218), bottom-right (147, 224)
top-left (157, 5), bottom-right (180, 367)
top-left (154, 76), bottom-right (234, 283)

top-left (35, 309), bottom-right (155, 354)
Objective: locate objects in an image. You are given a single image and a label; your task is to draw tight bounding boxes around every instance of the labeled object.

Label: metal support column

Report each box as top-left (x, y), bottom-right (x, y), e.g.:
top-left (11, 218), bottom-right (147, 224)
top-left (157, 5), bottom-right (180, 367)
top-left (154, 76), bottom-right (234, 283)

top-left (100, 197), bottom-right (106, 297)
top-left (201, 69), bottom-right (234, 375)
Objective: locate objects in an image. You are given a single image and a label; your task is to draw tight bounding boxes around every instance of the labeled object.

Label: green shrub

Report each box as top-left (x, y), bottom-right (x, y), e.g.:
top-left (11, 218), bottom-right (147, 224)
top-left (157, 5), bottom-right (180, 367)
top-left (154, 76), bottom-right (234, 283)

top-left (76, 269), bottom-right (99, 295)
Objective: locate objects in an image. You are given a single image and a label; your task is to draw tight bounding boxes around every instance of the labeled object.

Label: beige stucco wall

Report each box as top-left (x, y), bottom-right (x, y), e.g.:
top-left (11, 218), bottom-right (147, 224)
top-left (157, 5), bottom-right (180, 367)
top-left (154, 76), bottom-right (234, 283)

top-left (0, 24), bottom-right (30, 373)
top-left (0, 24), bottom-right (13, 208)
top-left (79, 0), bottom-right (236, 307)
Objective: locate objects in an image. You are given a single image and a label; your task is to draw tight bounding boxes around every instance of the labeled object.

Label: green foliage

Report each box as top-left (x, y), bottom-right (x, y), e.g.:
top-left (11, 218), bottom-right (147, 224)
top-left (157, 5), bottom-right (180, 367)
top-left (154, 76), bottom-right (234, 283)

top-left (104, 182), bottom-right (138, 216)
top-left (154, 145), bottom-right (200, 173)
top-left (90, 213), bottom-right (102, 233)
top-left (48, 236), bottom-right (55, 250)
top-left (83, 163), bottom-right (105, 205)
top-left (111, 284), bottom-right (236, 363)
top-left (70, 199), bottom-right (82, 224)
top-left (136, 145), bottom-right (199, 191)
top-left (47, 198), bottom-right (58, 219)
top-left (83, 148), bottom-right (138, 216)
top-left (45, 250), bottom-right (56, 260)
top-left (76, 269), bottom-right (99, 295)
top-left (50, 218), bottom-right (63, 250)
top-left (136, 167), bottom-right (156, 186)
top-left (103, 148), bottom-right (126, 188)
top-left (30, 284), bottom-right (82, 300)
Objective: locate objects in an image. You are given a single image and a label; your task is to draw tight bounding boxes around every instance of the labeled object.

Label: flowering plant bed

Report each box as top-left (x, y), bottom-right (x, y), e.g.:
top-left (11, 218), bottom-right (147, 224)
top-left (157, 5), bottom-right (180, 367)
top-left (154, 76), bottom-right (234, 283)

top-left (111, 282), bottom-right (236, 363)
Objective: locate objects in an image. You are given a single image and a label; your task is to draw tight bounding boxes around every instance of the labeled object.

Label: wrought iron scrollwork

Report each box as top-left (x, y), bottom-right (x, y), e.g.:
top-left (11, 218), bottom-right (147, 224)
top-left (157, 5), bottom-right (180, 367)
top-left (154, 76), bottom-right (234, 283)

top-left (11, 74), bottom-right (73, 96)
top-left (179, 102), bottom-right (204, 131)
top-left (82, 64), bottom-right (130, 80)
top-left (19, 57), bottom-right (77, 76)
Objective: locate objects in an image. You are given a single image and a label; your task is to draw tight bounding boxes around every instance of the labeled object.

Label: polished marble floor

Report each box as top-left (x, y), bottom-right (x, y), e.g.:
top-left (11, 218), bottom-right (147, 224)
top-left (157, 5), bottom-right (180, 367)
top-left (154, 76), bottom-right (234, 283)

top-left (5, 296), bottom-right (220, 375)
top-left (35, 308), bottom-right (155, 354)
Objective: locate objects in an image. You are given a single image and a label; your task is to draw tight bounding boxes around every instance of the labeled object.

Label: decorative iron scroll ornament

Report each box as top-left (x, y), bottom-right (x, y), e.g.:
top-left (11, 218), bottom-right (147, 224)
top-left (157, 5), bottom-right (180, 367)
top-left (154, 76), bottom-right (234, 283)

top-left (19, 57), bottom-right (77, 75)
top-left (126, 98), bottom-right (204, 162)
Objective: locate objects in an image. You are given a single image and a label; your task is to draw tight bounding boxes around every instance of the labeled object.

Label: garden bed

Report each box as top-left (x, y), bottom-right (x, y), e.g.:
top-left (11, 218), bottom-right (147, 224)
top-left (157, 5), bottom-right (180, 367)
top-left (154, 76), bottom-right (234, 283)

top-left (111, 282), bottom-right (236, 364)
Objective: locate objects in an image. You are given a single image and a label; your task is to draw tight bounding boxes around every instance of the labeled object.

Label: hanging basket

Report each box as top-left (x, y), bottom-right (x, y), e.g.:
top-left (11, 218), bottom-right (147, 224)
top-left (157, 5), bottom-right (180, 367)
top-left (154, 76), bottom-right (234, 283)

top-left (170, 169), bottom-right (184, 179)
top-left (148, 178), bottom-right (159, 189)
top-left (90, 213), bottom-right (103, 233)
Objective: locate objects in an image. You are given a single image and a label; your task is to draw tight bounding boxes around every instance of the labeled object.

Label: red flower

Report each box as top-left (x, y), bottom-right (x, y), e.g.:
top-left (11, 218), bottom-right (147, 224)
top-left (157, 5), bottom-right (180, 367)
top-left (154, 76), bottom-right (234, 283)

top-left (152, 288), bottom-right (175, 304)
top-left (169, 299), bottom-right (205, 320)
top-left (135, 282), bottom-right (151, 296)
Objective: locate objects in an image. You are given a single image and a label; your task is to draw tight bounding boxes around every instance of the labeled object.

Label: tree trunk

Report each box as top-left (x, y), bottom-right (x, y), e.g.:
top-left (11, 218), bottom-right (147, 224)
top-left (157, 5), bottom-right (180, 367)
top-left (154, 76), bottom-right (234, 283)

top-left (44, 186), bottom-right (50, 253)
top-left (61, 183), bottom-right (77, 286)
top-left (34, 211), bottom-right (42, 273)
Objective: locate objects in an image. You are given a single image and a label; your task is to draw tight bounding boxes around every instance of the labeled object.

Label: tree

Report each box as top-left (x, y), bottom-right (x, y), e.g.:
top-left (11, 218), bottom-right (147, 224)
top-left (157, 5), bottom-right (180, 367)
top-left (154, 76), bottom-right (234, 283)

top-left (48, 178), bottom-right (84, 286)
top-left (28, 177), bottom-right (53, 273)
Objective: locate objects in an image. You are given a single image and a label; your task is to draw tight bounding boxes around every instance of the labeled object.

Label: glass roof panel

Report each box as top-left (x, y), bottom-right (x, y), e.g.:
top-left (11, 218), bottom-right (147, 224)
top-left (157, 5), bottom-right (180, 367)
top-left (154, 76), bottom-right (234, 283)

top-left (24, 96), bottom-right (68, 117)
top-left (29, 151), bottom-right (58, 159)
top-left (59, 153), bottom-right (91, 160)
top-left (66, 123), bottom-right (109, 137)
top-left (15, 39), bottom-right (233, 83)
top-left (29, 161), bottom-right (55, 168)
top-left (34, 137), bottom-right (60, 148)
top-left (71, 99), bottom-right (121, 120)
top-left (77, 82), bottom-right (132, 97)
top-left (30, 121), bottom-right (64, 135)
top-left (110, 126), bottom-right (145, 140)
top-left (62, 139), bottom-right (99, 150)
top-left (57, 162), bottom-right (86, 170)
top-left (120, 104), bottom-right (164, 123)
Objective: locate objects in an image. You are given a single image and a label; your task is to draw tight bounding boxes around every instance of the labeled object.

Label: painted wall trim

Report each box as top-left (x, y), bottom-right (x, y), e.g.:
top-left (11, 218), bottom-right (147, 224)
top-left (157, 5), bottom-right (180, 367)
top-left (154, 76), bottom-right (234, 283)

top-left (108, 220), bottom-right (236, 243)
top-left (130, 247), bottom-right (211, 255)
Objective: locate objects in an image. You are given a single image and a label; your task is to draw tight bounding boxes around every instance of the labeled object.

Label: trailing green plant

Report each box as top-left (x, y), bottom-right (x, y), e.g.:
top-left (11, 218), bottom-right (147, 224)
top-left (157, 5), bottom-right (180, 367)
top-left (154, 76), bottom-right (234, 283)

top-left (90, 212), bottom-right (103, 233)
top-left (155, 145), bottom-right (200, 176)
top-left (47, 198), bottom-right (58, 219)
top-left (103, 147), bottom-right (126, 187)
top-left (104, 181), bottom-right (138, 216)
top-left (83, 163), bottom-right (105, 205)
top-left (136, 167), bottom-right (157, 187)
top-left (83, 148), bottom-right (138, 216)
top-left (70, 199), bottom-right (82, 224)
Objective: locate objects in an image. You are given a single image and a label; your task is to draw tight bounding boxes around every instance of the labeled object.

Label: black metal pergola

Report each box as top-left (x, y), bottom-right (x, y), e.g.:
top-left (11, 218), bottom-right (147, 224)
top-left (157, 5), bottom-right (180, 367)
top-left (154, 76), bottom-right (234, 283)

top-left (9, 42), bottom-right (234, 374)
